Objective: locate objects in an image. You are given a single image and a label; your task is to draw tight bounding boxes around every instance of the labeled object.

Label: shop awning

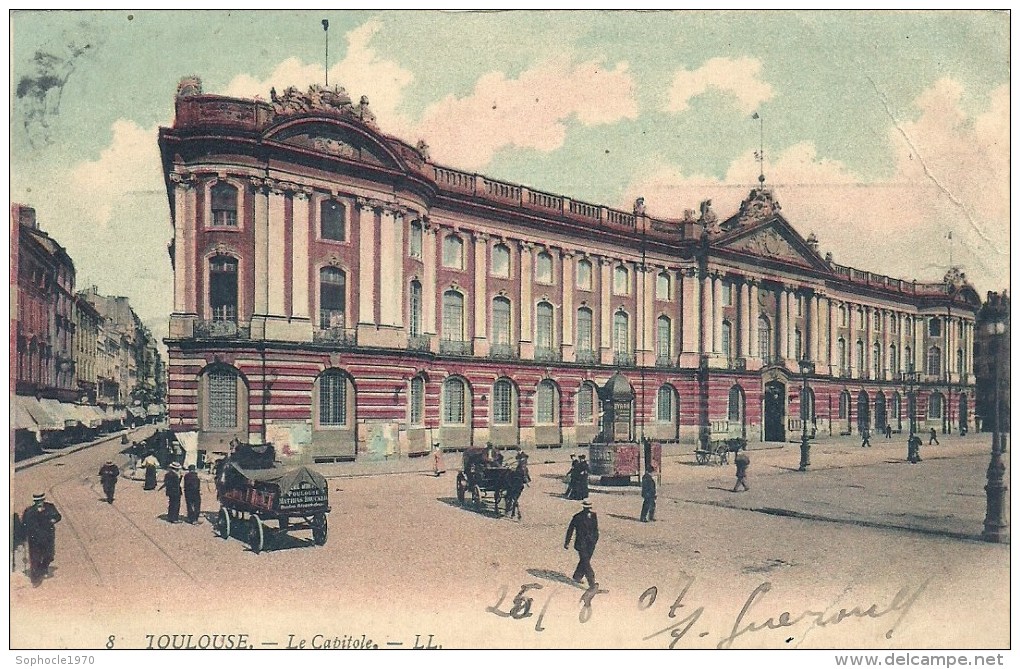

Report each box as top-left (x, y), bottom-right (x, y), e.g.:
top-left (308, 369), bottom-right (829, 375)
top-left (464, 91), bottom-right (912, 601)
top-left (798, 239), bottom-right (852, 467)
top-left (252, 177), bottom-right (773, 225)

top-left (145, 404), bottom-right (165, 417)
top-left (13, 396), bottom-right (40, 432)
top-left (40, 399), bottom-right (81, 429)
top-left (104, 406), bottom-right (126, 422)
top-left (127, 406), bottom-right (147, 419)
top-left (17, 396), bottom-right (63, 432)
top-left (74, 404), bottom-right (103, 429)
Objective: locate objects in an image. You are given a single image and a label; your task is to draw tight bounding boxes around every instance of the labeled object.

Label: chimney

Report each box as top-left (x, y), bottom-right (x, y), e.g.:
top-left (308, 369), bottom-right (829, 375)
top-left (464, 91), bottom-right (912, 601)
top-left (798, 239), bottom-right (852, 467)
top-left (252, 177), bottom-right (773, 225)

top-left (16, 205), bottom-right (37, 230)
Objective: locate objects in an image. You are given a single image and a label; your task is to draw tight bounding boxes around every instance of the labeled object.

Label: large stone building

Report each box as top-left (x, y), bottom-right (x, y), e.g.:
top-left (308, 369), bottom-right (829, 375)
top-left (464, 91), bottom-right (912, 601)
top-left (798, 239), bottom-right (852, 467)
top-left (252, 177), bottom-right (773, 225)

top-left (159, 79), bottom-right (980, 463)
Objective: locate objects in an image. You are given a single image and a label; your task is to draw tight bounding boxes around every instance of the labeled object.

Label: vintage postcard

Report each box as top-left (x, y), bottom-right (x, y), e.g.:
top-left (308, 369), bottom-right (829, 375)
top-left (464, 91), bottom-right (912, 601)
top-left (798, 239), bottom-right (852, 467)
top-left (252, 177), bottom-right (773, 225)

top-left (8, 9), bottom-right (1011, 657)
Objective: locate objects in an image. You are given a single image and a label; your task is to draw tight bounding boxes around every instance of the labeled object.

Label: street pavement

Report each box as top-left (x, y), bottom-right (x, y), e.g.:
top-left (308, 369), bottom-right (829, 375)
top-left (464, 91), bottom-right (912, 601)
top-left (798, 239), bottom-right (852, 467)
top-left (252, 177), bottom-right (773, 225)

top-left (9, 429), bottom-right (1009, 650)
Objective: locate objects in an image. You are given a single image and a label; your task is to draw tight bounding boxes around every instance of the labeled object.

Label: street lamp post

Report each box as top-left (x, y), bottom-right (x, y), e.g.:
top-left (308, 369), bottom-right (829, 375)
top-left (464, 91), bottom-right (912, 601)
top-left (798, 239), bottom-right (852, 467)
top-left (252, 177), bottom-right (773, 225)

top-left (982, 315), bottom-right (1008, 543)
top-left (798, 359), bottom-right (814, 471)
top-left (901, 366), bottom-right (919, 439)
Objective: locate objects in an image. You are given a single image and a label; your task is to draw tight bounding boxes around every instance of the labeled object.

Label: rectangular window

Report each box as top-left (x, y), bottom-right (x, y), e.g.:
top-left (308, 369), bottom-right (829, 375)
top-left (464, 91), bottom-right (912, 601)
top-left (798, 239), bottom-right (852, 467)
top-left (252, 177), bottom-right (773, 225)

top-left (576, 310), bottom-right (593, 351)
top-left (576, 260), bottom-right (593, 290)
top-left (443, 383), bottom-right (465, 424)
top-left (410, 377), bottom-right (424, 425)
top-left (319, 375), bottom-right (347, 426)
top-left (536, 304), bottom-right (553, 350)
top-left (722, 282), bottom-right (733, 306)
top-left (613, 266), bottom-right (629, 295)
top-left (409, 222), bottom-right (423, 258)
top-left (321, 200), bottom-right (345, 241)
top-left (577, 386), bottom-right (594, 423)
top-left (442, 236), bottom-right (463, 269)
top-left (208, 371), bottom-right (237, 429)
top-left (493, 382), bottom-right (513, 425)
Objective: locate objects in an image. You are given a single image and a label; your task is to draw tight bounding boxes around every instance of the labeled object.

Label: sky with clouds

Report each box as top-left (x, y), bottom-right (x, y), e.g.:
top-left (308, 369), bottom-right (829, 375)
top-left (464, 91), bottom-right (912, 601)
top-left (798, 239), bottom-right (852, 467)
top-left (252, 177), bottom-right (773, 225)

top-left (9, 10), bottom-right (1010, 349)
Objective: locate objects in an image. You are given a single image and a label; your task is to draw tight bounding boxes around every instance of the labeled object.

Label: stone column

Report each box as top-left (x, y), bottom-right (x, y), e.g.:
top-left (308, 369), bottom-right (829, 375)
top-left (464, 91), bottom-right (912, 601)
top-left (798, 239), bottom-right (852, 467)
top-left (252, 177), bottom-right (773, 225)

top-left (357, 201), bottom-right (376, 326)
top-left (599, 257), bottom-right (612, 364)
top-left (473, 233), bottom-right (489, 352)
top-left (520, 242), bottom-right (534, 358)
top-left (170, 174), bottom-right (196, 315)
top-left (739, 280), bottom-right (751, 359)
top-left (561, 252), bottom-right (574, 361)
top-left (881, 309), bottom-right (891, 380)
top-left (641, 264), bottom-right (655, 365)
top-left (807, 293), bottom-right (818, 365)
top-left (290, 190), bottom-right (310, 319)
top-left (776, 287), bottom-right (787, 362)
top-left (828, 298), bottom-right (838, 374)
top-left (748, 280), bottom-right (760, 365)
top-left (378, 208), bottom-right (404, 327)
top-left (700, 269), bottom-right (713, 354)
top-left (423, 224), bottom-right (438, 336)
top-left (680, 269), bottom-right (700, 355)
top-left (267, 187), bottom-right (287, 317)
top-left (252, 180), bottom-right (270, 319)
top-left (712, 273), bottom-right (723, 355)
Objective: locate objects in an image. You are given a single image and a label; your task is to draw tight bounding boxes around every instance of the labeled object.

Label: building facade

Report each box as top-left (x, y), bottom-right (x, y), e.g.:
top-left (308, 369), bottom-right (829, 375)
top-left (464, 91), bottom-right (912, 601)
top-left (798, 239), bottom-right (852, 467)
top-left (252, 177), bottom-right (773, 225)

top-left (159, 80), bottom-right (980, 462)
top-left (73, 294), bottom-right (102, 403)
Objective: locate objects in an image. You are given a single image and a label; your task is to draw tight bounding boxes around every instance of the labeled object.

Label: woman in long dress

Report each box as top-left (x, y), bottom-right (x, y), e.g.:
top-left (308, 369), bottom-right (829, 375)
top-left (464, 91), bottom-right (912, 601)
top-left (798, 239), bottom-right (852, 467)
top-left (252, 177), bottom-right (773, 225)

top-left (142, 453), bottom-right (160, 490)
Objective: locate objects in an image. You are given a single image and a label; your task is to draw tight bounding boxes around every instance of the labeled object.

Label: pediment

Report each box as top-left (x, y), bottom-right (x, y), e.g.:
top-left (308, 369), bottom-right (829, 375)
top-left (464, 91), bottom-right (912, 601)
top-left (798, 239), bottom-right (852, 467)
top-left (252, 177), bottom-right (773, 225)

top-left (266, 118), bottom-right (404, 170)
top-left (717, 219), bottom-right (828, 271)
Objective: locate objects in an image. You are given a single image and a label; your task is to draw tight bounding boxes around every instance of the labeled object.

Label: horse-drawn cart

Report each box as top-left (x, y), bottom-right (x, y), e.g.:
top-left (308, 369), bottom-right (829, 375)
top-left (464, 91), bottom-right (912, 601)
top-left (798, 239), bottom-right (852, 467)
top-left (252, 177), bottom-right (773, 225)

top-left (694, 438), bottom-right (747, 466)
top-left (216, 461), bottom-right (330, 553)
top-left (455, 447), bottom-right (516, 514)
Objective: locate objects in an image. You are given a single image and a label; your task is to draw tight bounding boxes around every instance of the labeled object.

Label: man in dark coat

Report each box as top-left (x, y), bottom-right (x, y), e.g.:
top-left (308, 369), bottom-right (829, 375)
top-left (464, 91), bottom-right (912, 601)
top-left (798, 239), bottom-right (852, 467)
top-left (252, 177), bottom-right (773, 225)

top-left (183, 464), bottom-right (202, 524)
top-left (98, 460), bottom-right (120, 503)
top-left (566, 455), bottom-right (580, 499)
top-left (929, 428), bottom-right (940, 446)
top-left (21, 493), bottom-right (61, 586)
top-left (860, 427), bottom-right (872, 448)
top-left (733, 447), bottom-right (751, 492)
top-left (640, 466), bottom-right (657, 521)
top-left (575, 455), bottom-right (590, 499)
top-left (160, 462), bottom-right (183, 523)
top-left (564, 499), bottom-right (599, 589)
top-left (908, 434), bottom-right (923, 463)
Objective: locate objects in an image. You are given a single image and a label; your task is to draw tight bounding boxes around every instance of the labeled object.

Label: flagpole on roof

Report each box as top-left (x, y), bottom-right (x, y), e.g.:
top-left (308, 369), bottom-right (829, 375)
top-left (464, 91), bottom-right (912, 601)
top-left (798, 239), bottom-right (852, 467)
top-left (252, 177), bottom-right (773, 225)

top-left (322, 19), bottom-right (330, 87)
top-left (752, 112), bottom-right (765, 186)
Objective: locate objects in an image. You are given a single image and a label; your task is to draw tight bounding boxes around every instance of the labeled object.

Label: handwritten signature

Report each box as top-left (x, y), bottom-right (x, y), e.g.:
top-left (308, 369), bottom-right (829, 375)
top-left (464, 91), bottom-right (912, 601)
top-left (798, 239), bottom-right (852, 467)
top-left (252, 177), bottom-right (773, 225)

top-left (487, 576), bottom-right (930, 648)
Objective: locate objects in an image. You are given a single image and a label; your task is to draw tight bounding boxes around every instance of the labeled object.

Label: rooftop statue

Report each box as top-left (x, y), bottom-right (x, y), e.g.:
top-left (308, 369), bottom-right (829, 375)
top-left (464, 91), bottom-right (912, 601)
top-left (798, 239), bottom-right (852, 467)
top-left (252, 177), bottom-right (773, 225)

top-left (736, 187), bottom-right (781, 226)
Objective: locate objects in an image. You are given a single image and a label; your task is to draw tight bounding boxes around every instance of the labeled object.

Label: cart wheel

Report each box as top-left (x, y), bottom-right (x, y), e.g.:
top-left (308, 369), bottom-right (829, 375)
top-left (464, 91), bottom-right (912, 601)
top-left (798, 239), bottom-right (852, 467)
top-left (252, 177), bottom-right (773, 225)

top-left (494, 489), bottom-right (503, 514)
top-left (471, 485), bottom-right (481, 508)
top-left (456, 474), bottom-right (467, 505)
top-left (217, 507), bottom-right (231, 539)
top-left (248, 516), bottom-right (265, 554)
top-left (312, 514), bottom-right (327, 546)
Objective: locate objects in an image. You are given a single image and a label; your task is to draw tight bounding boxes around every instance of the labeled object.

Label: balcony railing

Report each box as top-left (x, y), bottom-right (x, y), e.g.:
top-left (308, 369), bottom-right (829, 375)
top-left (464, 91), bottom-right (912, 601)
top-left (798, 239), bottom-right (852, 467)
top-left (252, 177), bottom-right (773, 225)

top-left (194, 320), bottom-right (250, 339)
top-left (489, 343), bottom-right (519, 360)
top-left (575, 349), bottom-right (598, 365)
top-left (613, 351), bottom-right (636, 367)
top-left (407, 335), bottom-right (432, 352)
top-left (439, 339), bottom-right (473, 356)
top-left (534, 347), bottom-right (561, 362)
top-left (313, 327), bottom-right (358, 347)
top-left (655, 356), bottom-right (677, 368)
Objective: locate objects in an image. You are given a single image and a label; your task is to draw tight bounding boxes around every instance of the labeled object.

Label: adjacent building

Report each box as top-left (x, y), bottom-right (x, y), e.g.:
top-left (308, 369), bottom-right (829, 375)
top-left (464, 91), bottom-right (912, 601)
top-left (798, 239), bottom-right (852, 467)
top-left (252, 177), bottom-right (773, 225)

top-left (159, 79), bottom-right (980, 463)
top-left (974, 291), bottom-right (1010, 433)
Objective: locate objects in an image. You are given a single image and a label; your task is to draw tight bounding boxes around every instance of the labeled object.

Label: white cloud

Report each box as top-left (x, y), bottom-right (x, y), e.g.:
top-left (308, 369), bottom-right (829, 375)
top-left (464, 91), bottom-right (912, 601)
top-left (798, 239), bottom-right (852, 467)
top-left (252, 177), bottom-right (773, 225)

top-left (665, 57), bottom-right (774, 114)
top-left (415, 58), bottom-right (638, 170)
top-left (625, 78), bottom-right (1008, 292)
top-left (221, 20), bottom-right (414, 128)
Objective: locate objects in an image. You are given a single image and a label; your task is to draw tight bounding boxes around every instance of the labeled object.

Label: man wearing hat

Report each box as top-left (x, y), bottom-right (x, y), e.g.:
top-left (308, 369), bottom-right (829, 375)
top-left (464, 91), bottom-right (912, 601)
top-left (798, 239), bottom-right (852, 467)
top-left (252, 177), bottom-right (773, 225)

top-left (564, 499), bottom-right (599, 589)
top-left (575, 455), bottom-right (590, 500)
top-left (21, 493), bottom-right (61, 586)
top-left (160, 462), bottom-right (184, 523)
top-left (183, 464), bottom-right (202, 524)
top-left (640, 465), bottom-right (657, 521)
top-left (99, 460), bottom-right (120, 504)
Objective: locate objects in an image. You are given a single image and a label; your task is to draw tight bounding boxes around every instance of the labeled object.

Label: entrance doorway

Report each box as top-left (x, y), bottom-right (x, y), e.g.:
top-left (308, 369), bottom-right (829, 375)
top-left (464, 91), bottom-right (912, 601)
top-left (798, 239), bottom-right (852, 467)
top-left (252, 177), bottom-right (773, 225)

top-left (857, 391), bottom-right (871, 433)
top-left (875, 392), bottom-right (887, 432)
top-left (764, 381), bottom-right (786, 442)
top-left (959, 393), bottom-right (969, 433)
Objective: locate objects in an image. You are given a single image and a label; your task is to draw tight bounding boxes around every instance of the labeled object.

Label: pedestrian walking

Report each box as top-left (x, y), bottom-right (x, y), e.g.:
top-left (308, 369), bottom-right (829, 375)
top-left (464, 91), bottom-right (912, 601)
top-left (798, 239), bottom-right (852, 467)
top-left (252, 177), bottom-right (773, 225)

top-left (732, 447), bottom-right (751, 492)
top-left (575, 454), bottom-right (590, 500)
top-left (929, 428), bottom-right (940, 446)
top-left (183, 464), bottom-right (202, 524)
top-left (21, 493), bottom-right (61, 586)
top-left (640, 466), bottom-right (657, 521)
top-left (432, 443), bottom-right (446, 477)
top-left (98, 460), bottom-right (120, 503)
top-left (908, 434), bottom-right (923, 463)
top-left (565, 455), bottom-right (579, 498)
top-left (885, 425), bottom-right (893, 439)
top-left (564, 499), bottom-right (599, 589)
top-left (160, 462), bottom-right (183, 523)
top-left (860, 427), bottom-right (872, 448)
top-left (142, 452), bottom-right (159, 490)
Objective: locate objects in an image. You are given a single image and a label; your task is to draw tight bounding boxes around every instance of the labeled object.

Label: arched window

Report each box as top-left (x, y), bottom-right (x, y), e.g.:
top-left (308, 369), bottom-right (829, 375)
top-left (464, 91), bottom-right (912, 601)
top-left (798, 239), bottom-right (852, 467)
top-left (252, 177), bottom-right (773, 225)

top-left (757, 316), bottom-right (772, 363)
top-left (889, 344), bottom-right (898, 375)
top-left (905, 346), bottom-right (913, 372)
top-left (855, 340), bottom-right (865, 374)
top-left (536, 251), bottom-right (553, 283)
top-left (409, 376), bottom-right (425, 425)
top-left (613, 265), bottom-right (629, 295)
top-left (657, 315), bottom-right (672, 360)
top-left (839, 390), bottom-right (851, 419)
top-left (656, 272), bottom-right (670, 300)
top-left (613, 310), bottom-right (629, 353)
top-left (409, 281), bottom-right (423, 337)
top-left (491, 243), bottom-right (510, 278)
top-left (576, 382), bottom-right (597, 424)
top-left (956, 349), bottom-right (964, 377)
top-left (409, 220), bottom-right (423, 258)
top-left (927, 346), bottom-right (942, 376)
top-left (728, 385), bottom-right (745, 423)
top-left (442, 377), bottom-right (467, 425)
top-left (892, 392), bottom-right (901, 421)
top-left (442, 290), bottom-right (465, 342)
top-left (656, 385), bottom-right (677, 422)
top-left (209, 255), bottom-right (238, 322)
top-left (722, 320), bottom-right (733, 359)
top-left (794, 329), bottom-right (802, 361)
top-left (576, 307), bottom-right (593, 352)
top-left (492, 378), bottom-right (515, 425)
top-left (576, 259), bottom-right (593, 290)
top-left (536, 301), bottom-right (554, 351)
top-left (928, 392), bottom-right (943, 419)
top-left (317, 370), bottom-right (350, 427)
top-left (319, 267), bottom-right (346, 329)
top-left (492, 297), bottom-right (511, 346)
top-left (838, 338), bottom-right (847, 373)
top-left (210, 182), bottom-right (238, 227)
top-left (873, 343), bottom-right (882, 378)
top-left (535, 380), bottom-right (558, 425)
top-left (856, 307), bottom-right (864, 328)
top-left (320, 199), bottom-right (345, 241)
top-left (207, 366), bottom-right (239, 429)
top-left (442, 234), bottom-right (464, 269)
